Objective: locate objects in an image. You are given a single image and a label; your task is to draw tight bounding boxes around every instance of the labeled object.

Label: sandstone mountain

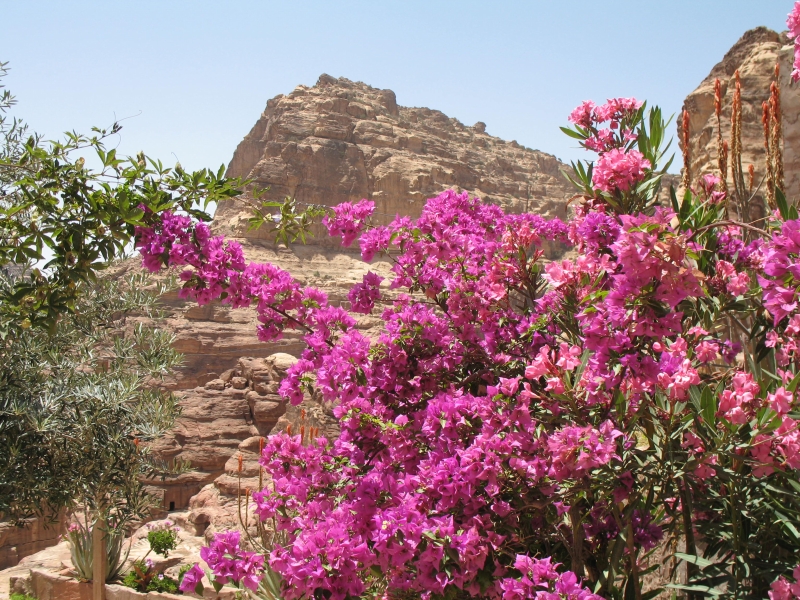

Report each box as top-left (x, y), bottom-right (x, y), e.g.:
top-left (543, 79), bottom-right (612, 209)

top-left (681, 26), bottom-right (800, 204)
top-left (214, 74), bottom-right (574, 240)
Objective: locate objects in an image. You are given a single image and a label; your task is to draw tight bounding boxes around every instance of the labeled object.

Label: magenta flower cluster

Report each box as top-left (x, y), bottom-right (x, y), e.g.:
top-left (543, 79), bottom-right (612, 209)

top-left (136, 93), bottom-right (800, 599)
top-left (499, 556), bottom-right (601, 600)
top-left (592, 149), bottom-right (651, 193)
top-left (179, 531), bottom-right (264, 593)
top-left (568, 98), bottom-right (641, 131)
top-left (788, 2), bottom-right (800, 82)
top-left (568, 97), bottom-right (650, 195)
top-left (323, 198), bottom-right (375, 246)
top-left (348, 271), bottom-right (384, 314)
top-left (178, 564), bottom-right (205, 594)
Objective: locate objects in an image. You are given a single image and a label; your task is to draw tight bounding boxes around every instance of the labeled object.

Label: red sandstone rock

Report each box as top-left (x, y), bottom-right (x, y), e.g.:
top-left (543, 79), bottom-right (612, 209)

top-left (0, 516), bottom-right (64, 570)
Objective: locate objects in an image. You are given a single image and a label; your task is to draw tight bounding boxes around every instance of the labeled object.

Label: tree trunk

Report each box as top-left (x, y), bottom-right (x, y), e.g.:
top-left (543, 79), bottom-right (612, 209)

top-left (680, 483), bottom-right (698, 600)
top-left (92, 514), bottom-right (106, 600)
top-left (569, 503), bottom-right (585, 577)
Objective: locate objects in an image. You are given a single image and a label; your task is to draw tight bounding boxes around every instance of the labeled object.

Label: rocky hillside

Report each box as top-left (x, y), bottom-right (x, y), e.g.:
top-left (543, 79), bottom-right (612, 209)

top-left (681, 27), bottom-right (800, 203)
top-left (214, 74), bottom-right (574, 239)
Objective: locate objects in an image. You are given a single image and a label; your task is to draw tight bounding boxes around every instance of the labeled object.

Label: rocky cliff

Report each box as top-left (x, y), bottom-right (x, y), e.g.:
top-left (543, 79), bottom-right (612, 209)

top-left (681, 27), bottom-right (800, 204)
top-left (214, 74), bottom-right (574, 239)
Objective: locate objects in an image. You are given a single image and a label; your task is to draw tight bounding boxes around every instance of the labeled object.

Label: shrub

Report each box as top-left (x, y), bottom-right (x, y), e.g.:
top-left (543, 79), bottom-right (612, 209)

top-left (146, 574), bottom-right (179, 594)
top-left (0, 61), bottom-right (241, 523)
top-left (64, 519), bottom-right (127, 582)
top-left (147, 528), bottom-right (178, 558)
top-left (120, 569), bottom-right (140, 590)
top-left (120, 561), bottom-right (179, 594)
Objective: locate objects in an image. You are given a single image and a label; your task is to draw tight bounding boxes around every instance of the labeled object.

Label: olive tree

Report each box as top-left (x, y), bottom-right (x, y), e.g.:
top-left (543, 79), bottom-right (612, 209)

top-left (0, 62), bottom-right (242, 598)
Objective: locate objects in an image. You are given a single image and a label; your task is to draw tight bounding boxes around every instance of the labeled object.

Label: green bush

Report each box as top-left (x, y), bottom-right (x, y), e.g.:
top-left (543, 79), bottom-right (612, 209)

top-left (146, 574), bottom-right (179, 594)
top-left (10, 594), bottom-right (37, 600)
top-left (121, 559), bottom-right (180, 594)
top-left (0, 61), bottom-right (240, 523)
top-left (147, 527), bottom-right (178, 557)
top-left (120, 569), bottom-right (139, 590)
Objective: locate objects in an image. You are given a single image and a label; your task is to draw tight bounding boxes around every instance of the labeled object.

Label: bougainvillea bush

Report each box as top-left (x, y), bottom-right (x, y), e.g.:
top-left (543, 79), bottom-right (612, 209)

top-left (141, 10), bottom-right (800, 599)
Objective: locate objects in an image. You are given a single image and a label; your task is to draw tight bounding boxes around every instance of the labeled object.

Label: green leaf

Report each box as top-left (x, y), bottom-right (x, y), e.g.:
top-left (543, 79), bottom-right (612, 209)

top-left (679, 189), bottom-right (692, 223)
top-left (776, 187), bottom-right (790, 221)
top-left (773, 509), bottom-right (800, 540)
top-left (559, 126), bottom-right (587, 140)
top-left (674, 552), bottom-right (715, 568)
top-left (666, 584), bottom-right (723, 596)
top-left (787, 371), bottom-right (800, 393)
top-left (642, 589), bottom-right (664, 600)
top-left (625, 575), bottom-right (637, 600)
top-left (701, 386), bottom-right (717, 427)
top-left (573, 350), bottom-right (591, 385)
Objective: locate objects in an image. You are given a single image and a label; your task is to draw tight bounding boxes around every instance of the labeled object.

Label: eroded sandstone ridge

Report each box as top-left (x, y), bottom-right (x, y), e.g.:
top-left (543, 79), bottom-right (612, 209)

top-left (214, 74), bottom-right (574, 239)
top-left (681, 27), bottom-right (800, 203)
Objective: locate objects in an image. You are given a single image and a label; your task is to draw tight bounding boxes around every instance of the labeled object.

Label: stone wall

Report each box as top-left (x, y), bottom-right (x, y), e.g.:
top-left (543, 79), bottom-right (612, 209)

top-left (0, 517), bottom-right (64, 571)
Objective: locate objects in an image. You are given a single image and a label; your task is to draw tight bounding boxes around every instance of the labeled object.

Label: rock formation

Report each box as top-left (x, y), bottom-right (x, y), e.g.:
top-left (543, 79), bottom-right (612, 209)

top-left (681, 27), bottom-right (800, 205)
top-left (214, 74), bottom-right (574, 240)
top-left (148, 350), bottom-right (341, 528)
top-left (185, 395), bottom-right (338, 541)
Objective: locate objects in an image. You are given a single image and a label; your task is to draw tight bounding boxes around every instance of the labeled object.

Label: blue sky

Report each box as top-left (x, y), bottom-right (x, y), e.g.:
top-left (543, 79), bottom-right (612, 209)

top-left (0, 1), bottom-right (792, 176)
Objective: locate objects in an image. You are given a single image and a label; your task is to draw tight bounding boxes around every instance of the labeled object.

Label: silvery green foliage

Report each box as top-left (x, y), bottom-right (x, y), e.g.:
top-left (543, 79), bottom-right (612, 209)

top-left (0, 60), bottom-right (236, 524)
top-left (0, 269), bottom-right (187, 524)
top-left (66, 517), bottom-right (128, 582)
top-left (0, 62), bottom-right (241, 335)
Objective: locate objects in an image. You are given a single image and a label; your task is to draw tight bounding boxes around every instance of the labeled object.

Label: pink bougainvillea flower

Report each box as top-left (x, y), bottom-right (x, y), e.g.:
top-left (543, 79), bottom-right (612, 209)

top-left (323, 199), bottom-right (375, 247)
top-left (348, 271), bottom-right (384, 314)
top-left (178, 564), bottom-right (205, 594)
